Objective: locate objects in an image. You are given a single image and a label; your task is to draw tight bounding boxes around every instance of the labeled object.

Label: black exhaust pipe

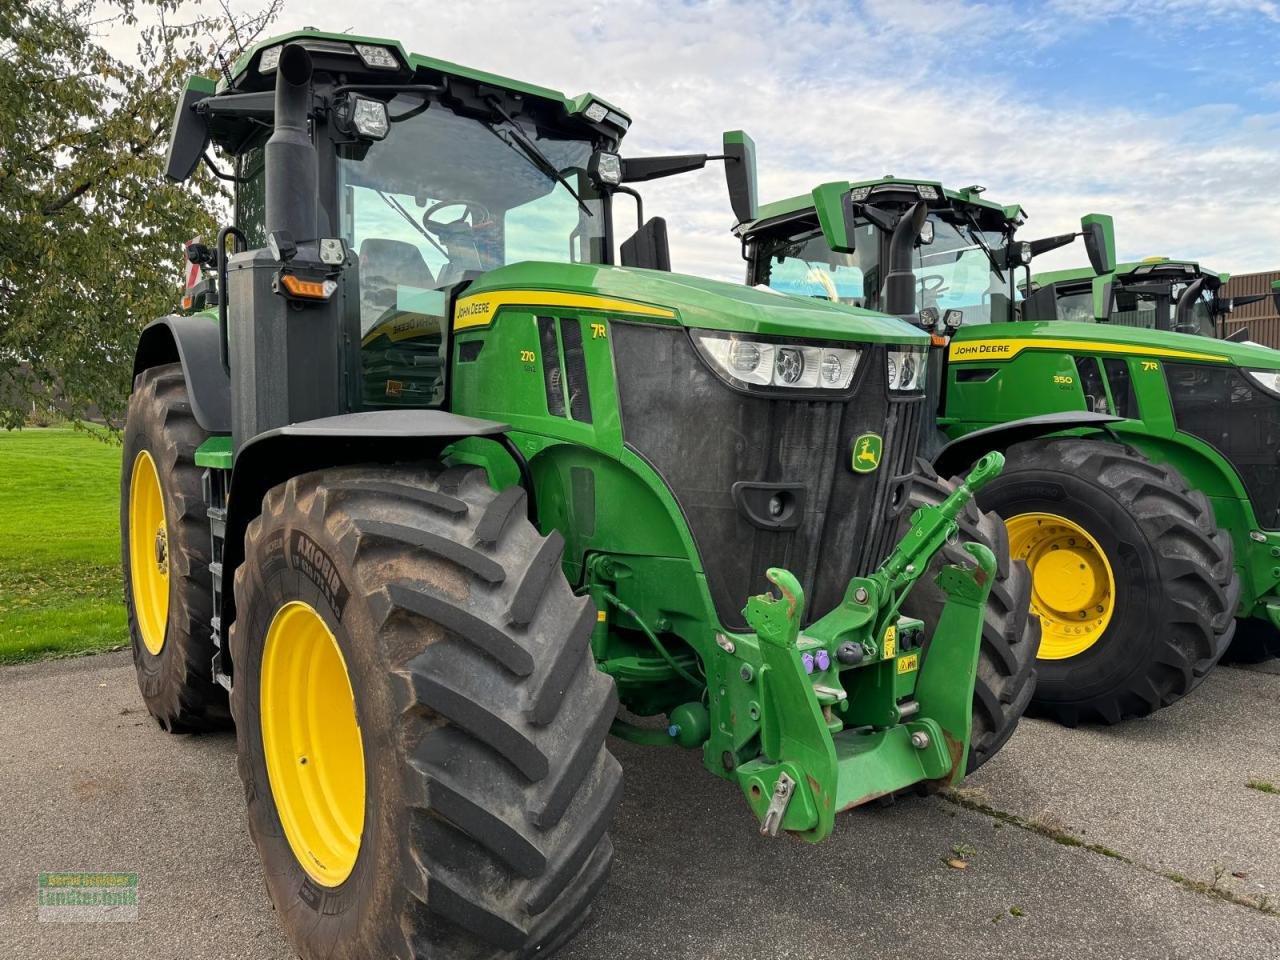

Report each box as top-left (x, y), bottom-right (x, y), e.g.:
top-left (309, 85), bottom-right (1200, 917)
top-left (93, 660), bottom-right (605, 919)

top-left (882, 201), bottom-right (927, 317)
top-left (1172, 277), bottom-right (1205, 333)
top-left (265, 44), bottom-right (317, 245)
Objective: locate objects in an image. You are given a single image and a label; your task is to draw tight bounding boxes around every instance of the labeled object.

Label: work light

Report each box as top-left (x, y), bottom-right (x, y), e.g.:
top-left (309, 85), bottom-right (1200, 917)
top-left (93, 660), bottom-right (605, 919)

top-left (589, 151), bottom-right (623, 186)
top-left (354, 43), bottom-right (399, 70)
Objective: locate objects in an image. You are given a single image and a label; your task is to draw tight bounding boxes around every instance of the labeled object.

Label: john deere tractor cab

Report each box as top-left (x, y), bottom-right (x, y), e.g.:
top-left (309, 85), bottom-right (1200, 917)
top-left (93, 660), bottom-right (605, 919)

top-left (739, 174), bottom-right (1280, 725)
top-left (123, 30), bottom-right (1037, 960)
top-left (1025, 256), bottom-right (1279, 344)
top-left (1025, 257), bottom-right (1238, 337)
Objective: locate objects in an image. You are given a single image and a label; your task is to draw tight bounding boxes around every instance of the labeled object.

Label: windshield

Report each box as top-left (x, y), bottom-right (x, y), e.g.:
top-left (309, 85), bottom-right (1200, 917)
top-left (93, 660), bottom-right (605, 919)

top-left (755, 208), bottom-right (1014, 324)
top-left (758, 223), bottom-right (880, 305)
top-left (1049, 283), bottom-right (1096, 322)
top-left (913, 215), bottom-right (1012, 325)
top-left (337, 97), bottom-right (607, 407)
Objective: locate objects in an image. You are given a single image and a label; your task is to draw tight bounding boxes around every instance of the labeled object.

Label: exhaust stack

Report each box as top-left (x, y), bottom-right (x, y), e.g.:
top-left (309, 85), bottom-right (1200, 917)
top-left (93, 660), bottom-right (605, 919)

top-left (265, 45), bottom-right (317, 244)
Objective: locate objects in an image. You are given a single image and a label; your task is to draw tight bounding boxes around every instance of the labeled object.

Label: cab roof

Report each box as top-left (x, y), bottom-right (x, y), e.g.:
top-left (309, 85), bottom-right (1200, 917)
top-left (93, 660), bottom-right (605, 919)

top-left (743, 176), bottom-right (1024, 233)
top-left (1032, 257), bottom-right (1229, 288)
top-left (225, 28), bottom-right (630, 129)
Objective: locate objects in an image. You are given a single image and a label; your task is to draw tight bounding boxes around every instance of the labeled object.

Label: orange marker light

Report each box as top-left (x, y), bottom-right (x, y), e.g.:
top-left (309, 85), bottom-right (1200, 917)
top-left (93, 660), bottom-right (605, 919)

top-left (280, 274), bottom-right (337, 300)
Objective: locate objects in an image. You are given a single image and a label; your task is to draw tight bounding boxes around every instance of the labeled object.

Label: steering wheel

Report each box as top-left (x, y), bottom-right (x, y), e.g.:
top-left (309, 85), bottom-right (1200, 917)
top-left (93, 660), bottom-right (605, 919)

top-left (421, 200), bottom-right (492, 236)
top-left (917, 274), bottom-right (948, 298)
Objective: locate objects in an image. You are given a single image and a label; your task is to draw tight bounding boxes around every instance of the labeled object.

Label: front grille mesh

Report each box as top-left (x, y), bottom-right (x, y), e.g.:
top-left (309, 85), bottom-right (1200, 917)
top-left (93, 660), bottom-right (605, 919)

top-left (613, 323), bottom-right (925, 629)
top-left (1165, 362), bottom-right (1280, 529)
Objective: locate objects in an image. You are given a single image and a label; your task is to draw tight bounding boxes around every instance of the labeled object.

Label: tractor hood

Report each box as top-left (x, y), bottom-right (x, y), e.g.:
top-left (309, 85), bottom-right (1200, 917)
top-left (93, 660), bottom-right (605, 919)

top-left (460, 262), bottom-right (929, 345)
top-left (951, 320), bottom-right (1280, 371)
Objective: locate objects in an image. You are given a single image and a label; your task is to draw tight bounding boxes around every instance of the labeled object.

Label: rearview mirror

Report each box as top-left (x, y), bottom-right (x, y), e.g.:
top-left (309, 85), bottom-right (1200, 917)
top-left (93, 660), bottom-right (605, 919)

top-left (722, 130), bottom-right (757, 225)
top-left (1081, 213), bottom-right (1116, 275)
top-left (164, 75), bottom-right (216, 182)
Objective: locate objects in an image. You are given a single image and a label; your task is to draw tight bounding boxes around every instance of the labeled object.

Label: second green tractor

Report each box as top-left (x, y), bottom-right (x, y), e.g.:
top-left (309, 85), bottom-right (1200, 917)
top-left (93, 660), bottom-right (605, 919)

top-left (738, 176), bottom-right (1280, 722)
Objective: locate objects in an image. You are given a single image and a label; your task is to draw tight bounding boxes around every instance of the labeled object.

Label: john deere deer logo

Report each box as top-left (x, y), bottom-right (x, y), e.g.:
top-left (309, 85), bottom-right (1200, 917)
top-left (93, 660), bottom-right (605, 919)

top-left (852, 433), bottom-right (883, 474)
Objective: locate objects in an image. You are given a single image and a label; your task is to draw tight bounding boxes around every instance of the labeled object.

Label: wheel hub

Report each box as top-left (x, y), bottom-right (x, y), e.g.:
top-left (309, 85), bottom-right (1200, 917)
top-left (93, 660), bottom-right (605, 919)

top-left (1006, 512), bottom-right (1116, 661)
top-left (260, 600), bottom-right (366, 888)
top-left (128, 449), bottom-right (170, 656)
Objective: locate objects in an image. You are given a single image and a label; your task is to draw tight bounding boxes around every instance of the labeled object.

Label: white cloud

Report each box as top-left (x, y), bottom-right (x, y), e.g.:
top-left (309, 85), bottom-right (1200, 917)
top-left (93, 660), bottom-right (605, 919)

top-left (161, 0), bottom-right (1280, 279)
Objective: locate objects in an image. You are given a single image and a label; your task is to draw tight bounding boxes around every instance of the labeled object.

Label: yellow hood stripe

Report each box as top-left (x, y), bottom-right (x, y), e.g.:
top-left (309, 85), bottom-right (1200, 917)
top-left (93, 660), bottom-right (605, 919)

top-left (948, 337), bottom-right (1229, 364)
top-left (454, 290), bottom-right (676, 331)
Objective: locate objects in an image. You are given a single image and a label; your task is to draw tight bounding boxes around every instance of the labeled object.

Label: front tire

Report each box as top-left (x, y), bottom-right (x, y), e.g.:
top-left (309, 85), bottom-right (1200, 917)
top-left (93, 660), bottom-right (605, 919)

top-left (978, 438), bottom-right (1239, 725)
top-left (230, 464), bottom-right (620, 960)
top-left (120, 363), bottom-right (228, 732)
top-left (897, 461), bottom-right (1041, 773)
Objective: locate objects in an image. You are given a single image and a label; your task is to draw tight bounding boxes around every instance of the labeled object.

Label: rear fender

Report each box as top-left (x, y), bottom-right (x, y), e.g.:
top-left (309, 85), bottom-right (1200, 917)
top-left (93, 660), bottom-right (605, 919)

top-left (133, 315), bottom-right (231, 434)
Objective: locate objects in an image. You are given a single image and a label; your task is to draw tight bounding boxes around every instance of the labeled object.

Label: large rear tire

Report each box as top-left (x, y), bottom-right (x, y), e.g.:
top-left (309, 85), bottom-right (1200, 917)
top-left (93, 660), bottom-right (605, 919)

top-left (120, 363), bottom-right (228, 732)
top-left (897, 461), bottom-right (1040, 773)
top-left (229, 464), bottom-right (620, 960)
top-left (977, 438), bottom-right (1238, 726)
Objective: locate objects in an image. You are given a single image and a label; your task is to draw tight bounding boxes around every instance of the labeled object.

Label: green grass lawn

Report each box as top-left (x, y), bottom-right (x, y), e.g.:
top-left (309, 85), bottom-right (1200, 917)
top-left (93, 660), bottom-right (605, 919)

top-left (0, 427), bottom-right (127, 663)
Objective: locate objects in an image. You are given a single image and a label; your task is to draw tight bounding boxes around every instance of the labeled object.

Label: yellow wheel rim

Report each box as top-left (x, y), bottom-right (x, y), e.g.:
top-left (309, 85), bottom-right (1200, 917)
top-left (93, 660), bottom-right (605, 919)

top-left (1006, 511), bottom-right (1116, 660)
top-left (261, 600), bottom-right (366, 887)
top-left (128, 449), bottom-right (169, 655)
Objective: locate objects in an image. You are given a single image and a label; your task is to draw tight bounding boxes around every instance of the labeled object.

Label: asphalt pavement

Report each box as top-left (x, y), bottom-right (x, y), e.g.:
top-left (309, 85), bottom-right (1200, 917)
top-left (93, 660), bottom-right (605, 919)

top-left (1, 651), bottom-right (1276, 959)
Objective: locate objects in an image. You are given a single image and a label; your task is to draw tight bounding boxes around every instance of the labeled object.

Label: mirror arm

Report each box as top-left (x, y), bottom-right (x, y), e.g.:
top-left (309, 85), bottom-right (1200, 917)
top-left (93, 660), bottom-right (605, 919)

top-left (612, 184), bottom-right (644, 235)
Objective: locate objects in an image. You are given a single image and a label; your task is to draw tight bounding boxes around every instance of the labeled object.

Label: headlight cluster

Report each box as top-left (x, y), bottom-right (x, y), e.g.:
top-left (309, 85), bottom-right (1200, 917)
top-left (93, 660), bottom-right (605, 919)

top-left (694, 333), bottom-right (861, 390)
top-left (887, 347), bottom-right (927, 392)
top-left (1245, 368), bottom-right (1280, 396)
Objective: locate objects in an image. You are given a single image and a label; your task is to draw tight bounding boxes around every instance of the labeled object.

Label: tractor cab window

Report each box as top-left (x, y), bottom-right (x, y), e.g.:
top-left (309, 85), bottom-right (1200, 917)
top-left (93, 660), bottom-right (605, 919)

top-left (1051, 282), bottom-right (1095, 322)
top-left (1111, 285), bottom-right (1162, 329)
top-left (912, 214), bottom-right (1013, 325)
top-left (758, 223), bottom-right (879, 306)
top-left (337, 94), bottom-right (607, 408)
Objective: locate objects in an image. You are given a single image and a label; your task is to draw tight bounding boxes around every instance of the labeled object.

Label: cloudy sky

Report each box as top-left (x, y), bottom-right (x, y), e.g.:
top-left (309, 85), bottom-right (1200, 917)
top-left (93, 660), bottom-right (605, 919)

top-left (138, 0), bottom-right (1280, 281)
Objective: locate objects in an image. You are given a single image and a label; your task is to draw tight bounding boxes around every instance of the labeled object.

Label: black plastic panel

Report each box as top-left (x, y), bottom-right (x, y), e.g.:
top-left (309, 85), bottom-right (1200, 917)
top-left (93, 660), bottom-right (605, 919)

top-left (1103, 358), bottom-right (1139, 419)
top-left (560, 317), bottom-right (593, 423)
top-left (1165, 362), bottom-right (1280, 529)
top-left (613, 323), bottom-right (922, 629)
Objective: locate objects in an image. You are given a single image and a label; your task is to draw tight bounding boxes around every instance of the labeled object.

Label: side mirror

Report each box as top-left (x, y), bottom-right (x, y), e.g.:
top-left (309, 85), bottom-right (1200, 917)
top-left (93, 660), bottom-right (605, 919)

top-left (619, 217), bottom-right (671, 272)
top-left (164, 75), bottom-right (216, 182)
top-left (811, 181), bottom-right (855, 253)
top-left (1081, 213), bottom-right (1117, 275)
top-left (722, 130), bottom-right (757, 225)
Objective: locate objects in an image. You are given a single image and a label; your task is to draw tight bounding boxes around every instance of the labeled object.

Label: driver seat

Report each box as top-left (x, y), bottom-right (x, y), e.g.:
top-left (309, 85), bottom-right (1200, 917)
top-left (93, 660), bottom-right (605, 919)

top-left (359, 238), bottom-right (435, 290)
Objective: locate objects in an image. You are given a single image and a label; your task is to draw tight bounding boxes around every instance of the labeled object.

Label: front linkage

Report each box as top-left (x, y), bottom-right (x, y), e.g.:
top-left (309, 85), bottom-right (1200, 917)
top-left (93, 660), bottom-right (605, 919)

top-left (728, 453), bottom-right (1004, 841)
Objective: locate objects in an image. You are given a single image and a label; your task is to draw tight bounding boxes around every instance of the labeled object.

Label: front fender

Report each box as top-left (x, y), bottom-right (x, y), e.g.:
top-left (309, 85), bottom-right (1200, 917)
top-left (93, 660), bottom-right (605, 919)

top-left (220, 410), bottom-right (510, 668)
top-left (933, 411), bottom-right (1122, 477)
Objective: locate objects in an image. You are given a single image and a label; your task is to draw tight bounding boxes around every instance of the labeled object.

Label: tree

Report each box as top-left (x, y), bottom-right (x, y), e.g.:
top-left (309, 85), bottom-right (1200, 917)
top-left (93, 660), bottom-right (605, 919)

top-left (0, 0), bottom-right (279, 428)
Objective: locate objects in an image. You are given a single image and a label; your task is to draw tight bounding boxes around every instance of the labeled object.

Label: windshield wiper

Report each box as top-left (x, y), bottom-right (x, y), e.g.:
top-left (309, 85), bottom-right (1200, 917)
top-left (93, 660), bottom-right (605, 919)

top-left (960, 209), bottom-right (1005, 283)
top-left (376, 190), bottom-right (450, 259)
top-left (482, 96), bottom-right (593, 217)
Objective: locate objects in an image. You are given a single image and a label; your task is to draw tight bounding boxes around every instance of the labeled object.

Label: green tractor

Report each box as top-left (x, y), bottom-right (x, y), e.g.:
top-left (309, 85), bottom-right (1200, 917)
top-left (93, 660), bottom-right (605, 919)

top-left (123, 30), bottom-right (1038, 959)
top-left (1026, 256), bottom-right (1246, 337)
top-left (737, 175), bottom-right (1280, 722)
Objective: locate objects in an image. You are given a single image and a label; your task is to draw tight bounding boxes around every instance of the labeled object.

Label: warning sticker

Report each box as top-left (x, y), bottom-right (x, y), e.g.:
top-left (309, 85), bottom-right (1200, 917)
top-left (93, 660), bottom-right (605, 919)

top-left (883, 625), bottom-right (897, 659)
top-left (897, 653), bottom-right (919, 675)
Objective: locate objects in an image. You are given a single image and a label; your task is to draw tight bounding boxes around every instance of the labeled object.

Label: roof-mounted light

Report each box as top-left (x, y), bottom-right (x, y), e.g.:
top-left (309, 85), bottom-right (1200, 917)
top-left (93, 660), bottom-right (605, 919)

top-left (354, 43), bottom-right (399, 70)
top-left (583, 101), bottom-right (609, 123)
top-left (258, 45), bottom-right (282, 73)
